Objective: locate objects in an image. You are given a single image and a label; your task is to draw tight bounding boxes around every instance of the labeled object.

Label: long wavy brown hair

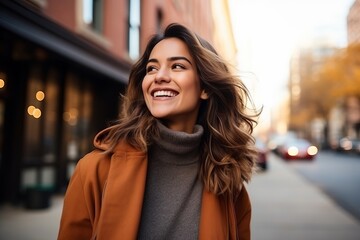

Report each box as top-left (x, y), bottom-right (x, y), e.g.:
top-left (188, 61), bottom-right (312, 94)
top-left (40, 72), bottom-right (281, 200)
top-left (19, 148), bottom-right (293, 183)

top-left (102, 23), bottom-right (260, 196)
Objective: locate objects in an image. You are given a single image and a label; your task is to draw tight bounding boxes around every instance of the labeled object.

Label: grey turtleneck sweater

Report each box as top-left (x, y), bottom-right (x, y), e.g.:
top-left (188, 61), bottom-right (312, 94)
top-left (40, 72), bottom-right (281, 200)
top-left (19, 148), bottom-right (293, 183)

top-left (137, 121), bottom-right (204, 240)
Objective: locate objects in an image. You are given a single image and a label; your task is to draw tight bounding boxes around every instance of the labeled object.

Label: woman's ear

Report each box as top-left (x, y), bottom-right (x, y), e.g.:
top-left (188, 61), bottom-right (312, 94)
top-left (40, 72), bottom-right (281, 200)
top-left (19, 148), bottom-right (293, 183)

top-left (200, 89), bottom-right (209, 100)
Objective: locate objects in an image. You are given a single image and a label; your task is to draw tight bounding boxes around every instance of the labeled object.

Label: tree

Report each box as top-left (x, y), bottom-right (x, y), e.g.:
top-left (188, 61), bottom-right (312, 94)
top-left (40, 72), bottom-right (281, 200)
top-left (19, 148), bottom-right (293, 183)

top-left (289, 43), bottom-right (360, 141)
top-left (317, 44), bottom-right (360, 99)
top-left (291, 44), bottom-right (360, 127)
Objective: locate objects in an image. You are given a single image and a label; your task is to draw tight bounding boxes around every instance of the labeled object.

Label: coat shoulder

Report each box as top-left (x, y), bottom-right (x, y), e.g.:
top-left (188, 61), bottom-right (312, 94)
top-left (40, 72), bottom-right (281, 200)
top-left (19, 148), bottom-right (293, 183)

top-left (76, 141), bottom-right (145, 183)
top-left (74, 149), bottom-right (112, 188)
top-left (78, 149), bottom-right (110, 170)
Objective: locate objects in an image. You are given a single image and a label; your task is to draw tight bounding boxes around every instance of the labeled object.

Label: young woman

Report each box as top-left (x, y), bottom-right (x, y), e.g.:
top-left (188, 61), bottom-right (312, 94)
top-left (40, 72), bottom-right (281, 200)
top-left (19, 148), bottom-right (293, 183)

top-left (58, 23), bottom-right (259, 240)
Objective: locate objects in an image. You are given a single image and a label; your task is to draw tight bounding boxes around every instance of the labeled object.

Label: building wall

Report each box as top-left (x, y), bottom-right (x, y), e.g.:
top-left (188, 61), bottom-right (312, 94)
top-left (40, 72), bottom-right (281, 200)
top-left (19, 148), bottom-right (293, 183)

top-left (43, 0), bottom-right (130, 60)
top-left (103, 0), bottom-right (129, 59)
top-left (210, 0), bottom-right (237, 65)
top-left (43, 0), bottom-right (77, 31)
top-left (140, 0), bottom-right (236, 69)
top-left (346, 0), bottom-right (360, 139)
top-left (347, 0), bottom-right (360, 44)
top-left (140, 0), bottom-right (214, 52)
top-left (42, 0), bottom-right (216, 62)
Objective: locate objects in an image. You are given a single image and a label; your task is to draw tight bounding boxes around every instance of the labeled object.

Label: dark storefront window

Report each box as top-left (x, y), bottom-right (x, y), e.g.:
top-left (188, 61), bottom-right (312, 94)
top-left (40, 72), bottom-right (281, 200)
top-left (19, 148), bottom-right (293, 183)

top-left (62, 72), bottom-right (93, 179)
top-left (43, 68), bottom-right (60, 163)
top-left (0, 100), bottom-right (3, 163)
top-left (22, 64), bottom-right (60, 190)
top-left (0, 71), bottom-right (6, 168)
top-left (24, 65), bottom-right (45, 163)
top-left (0, 5), bottom-right (126, 202)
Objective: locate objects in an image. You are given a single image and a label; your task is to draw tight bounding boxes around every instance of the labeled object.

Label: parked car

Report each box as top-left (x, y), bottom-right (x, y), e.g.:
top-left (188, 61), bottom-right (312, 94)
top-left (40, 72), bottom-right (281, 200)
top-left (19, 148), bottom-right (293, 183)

top-left (255, 138), bottom-right (268, 170)
top-left (268, 132), bottom-right (297, 155)
top-left (278, 138), bottom-right (318, 160)
top-left (337, 137), bottom-right (360, 154)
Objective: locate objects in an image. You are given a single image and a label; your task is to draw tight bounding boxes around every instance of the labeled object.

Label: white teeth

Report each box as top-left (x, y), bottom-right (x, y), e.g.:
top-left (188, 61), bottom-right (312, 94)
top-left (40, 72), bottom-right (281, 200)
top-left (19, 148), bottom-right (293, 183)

top-left (153, 90), bottom-right (177, 97)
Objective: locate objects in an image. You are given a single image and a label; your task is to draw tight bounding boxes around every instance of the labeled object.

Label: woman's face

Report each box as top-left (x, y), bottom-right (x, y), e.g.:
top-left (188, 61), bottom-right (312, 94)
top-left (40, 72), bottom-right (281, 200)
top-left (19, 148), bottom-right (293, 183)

top-left (142, 37), bottom-right (208, 133)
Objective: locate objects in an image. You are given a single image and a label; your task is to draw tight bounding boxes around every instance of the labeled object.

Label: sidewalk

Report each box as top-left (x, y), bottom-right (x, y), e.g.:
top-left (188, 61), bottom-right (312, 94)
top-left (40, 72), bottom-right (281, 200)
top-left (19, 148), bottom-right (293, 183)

top-left (0, 195), bottom-right (63, 240)
top-left (248, 153), bottom-right (360, 240)
top-left (0, 154), bottom-right (359, 240)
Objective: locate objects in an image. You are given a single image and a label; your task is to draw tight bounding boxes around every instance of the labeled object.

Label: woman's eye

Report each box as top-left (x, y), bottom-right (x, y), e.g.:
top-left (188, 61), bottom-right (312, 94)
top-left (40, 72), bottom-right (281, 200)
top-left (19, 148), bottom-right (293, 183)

top-left (146, 66), bottom-right (157, 73)
top-left (173, 64), bottom-right (185, 70)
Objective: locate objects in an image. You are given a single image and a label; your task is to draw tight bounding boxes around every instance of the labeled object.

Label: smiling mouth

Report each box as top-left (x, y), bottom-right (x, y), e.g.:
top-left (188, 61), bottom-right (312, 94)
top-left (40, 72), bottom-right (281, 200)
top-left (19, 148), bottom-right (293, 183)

top-left (152, 90), bottom-right (178, 98)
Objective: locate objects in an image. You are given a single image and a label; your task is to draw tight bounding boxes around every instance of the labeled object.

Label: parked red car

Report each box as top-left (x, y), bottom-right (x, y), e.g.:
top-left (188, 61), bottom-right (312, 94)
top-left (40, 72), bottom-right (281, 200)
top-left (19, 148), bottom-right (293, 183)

top-left (255, 138), bottom-right (268, 170)
top-left (278, 138), bottom-right (318, 160)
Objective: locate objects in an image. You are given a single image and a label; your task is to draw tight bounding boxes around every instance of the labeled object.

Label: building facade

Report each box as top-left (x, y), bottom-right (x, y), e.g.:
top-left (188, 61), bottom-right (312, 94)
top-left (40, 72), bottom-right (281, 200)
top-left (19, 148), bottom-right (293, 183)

top-left (347, 0), bottom-right (360, 44)
top-left (288, 42), bottom-right (338, 146)
top-left (0, 0), bottom-right (224, 205)
top-left (346, 0), bottom-right (360, 140)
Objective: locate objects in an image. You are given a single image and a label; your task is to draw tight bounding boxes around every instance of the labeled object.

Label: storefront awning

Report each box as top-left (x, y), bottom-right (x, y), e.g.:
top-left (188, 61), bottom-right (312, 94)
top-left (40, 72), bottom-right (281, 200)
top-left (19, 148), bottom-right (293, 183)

top-left (0, 1), bottom-right (130, 84)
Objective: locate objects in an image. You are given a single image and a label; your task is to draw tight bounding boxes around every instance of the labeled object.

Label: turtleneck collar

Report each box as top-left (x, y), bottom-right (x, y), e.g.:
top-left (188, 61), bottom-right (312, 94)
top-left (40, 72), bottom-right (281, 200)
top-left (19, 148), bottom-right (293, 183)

top-left (150, 120), bottom-right (204, 165)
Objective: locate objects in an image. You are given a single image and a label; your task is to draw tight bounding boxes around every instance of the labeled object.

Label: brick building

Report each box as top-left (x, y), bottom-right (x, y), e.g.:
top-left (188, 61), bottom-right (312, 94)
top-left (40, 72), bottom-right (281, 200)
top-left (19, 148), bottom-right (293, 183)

top-left (0, 0), bottom-right (232, 205)
top-left (347, 0), bottom-right (360, 44)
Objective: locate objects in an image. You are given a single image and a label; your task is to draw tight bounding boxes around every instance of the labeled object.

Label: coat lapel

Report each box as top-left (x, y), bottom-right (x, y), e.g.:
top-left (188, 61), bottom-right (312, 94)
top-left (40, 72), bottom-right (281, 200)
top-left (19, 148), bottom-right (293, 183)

top-left (96, 150), bottom-right (147, 239)
top-left (199, 190), bottom-right (229, 239)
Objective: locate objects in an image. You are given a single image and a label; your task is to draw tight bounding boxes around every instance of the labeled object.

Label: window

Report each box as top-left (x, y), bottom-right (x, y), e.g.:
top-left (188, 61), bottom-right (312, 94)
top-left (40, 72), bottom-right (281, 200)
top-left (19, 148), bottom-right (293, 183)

top-left (156, 9), bottom-right (163, 34)
top-left (22, 65), bottom-right (60, 190)
top-left (62, 72), bottom-right (93, 179)
top-left (128, 0), bottom-right (141, 60)
top-left (24, 65), bottom-right (45, 163)
top-left (83, 0), bottom-right (103, 33)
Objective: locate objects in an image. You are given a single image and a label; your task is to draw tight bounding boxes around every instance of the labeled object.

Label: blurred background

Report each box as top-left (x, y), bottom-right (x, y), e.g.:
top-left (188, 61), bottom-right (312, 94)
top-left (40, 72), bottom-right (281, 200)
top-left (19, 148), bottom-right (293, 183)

top-left (0, 0), bottom-right (359, 239)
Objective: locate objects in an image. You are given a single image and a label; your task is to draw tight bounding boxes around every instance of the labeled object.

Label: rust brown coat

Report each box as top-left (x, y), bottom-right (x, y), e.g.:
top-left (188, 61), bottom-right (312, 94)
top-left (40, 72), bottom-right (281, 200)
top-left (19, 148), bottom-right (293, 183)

top-left (58, 136), bottom-right (252, 240)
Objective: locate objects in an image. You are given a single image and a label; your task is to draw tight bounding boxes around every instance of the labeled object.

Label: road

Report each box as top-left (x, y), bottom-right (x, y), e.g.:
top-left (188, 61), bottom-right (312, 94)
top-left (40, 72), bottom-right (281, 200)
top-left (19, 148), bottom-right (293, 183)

top-left (287, 150), bottom-right (360, 221)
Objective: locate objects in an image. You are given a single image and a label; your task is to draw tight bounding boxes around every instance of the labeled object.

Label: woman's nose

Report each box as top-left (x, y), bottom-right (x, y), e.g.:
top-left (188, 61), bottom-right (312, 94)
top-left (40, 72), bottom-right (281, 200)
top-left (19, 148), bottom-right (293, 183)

top-left (154, 68), bottom-right (170, 83)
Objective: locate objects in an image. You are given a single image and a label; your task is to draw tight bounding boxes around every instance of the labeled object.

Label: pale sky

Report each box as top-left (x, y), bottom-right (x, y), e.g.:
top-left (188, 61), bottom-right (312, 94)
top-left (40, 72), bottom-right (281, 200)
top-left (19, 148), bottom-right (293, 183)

top-left (229, 0), bottom-right (355, 131)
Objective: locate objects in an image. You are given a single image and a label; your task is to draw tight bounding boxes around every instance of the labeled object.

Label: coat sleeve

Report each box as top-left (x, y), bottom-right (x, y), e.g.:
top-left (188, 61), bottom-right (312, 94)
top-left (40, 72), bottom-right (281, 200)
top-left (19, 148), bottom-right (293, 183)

top-left (236, 186), bottom-right (252, 240)
top-left (57, 159), bottom-right (93, 240)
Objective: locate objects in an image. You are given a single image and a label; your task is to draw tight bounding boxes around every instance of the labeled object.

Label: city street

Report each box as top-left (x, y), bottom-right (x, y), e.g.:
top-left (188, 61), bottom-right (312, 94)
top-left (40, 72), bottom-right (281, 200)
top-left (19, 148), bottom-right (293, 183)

top-left (289, 150), bottom-right (360, 221)
top-left (248, 152), bottom-right (360, 240)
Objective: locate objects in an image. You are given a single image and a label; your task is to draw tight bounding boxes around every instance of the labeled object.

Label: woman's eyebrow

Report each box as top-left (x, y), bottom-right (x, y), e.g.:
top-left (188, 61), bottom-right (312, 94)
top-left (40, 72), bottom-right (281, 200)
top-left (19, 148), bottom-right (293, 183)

top-left (168, 56), bottom-right (192, 65)
top-left (147, 56), bottom-right (193, 65)
top-left (147, 58), bottom-right (158, 64)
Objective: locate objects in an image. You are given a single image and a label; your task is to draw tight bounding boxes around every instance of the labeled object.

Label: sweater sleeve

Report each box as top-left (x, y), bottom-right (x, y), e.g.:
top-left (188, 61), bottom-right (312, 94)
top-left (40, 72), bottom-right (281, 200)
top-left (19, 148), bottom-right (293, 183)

top-left (57, 159), bottom-right (93, 240)
top-left (236, 186), bottom-right (252, 240)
